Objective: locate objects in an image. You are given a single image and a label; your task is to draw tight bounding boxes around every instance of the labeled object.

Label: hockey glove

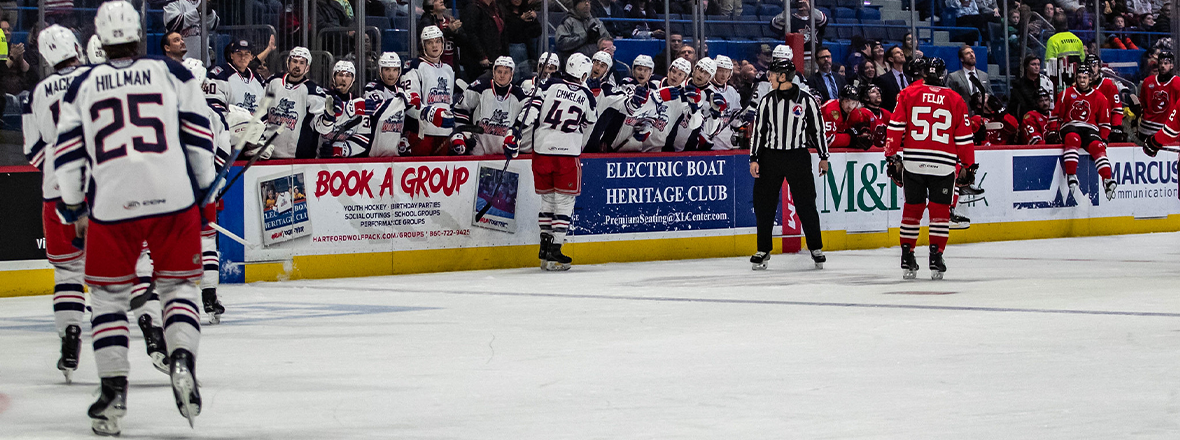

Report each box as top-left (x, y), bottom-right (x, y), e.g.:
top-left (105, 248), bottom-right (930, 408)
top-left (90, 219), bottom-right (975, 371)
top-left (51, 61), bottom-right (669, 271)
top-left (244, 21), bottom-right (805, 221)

top-left (397, 137), bottom-right (413, 156)
top-left (55, 201), bottom-right (89, 225)
top-left (423, 105), bottom-right (455, 129)
top-left (886, 155), bottom-right (904, 187)
top-left (696, 134), bottom-right (714, 151)
top-left (850, 128), bottom-right (873, 150)
top-left (658, 86), bottom-right (681, 102)
top-left (956, 163), bottom-right (979, 186)
top-left (627, 87), bottom-right (649, 112)
top-left (1144, 134), bottom-right (1162, 157)
top-left (633, 121), bottom-right (652, 142)
top-left (710, 93), bottom-right (727, 118)
top-left (742, 107), bottom-right (757, 124)
top-left (1110, 127), bottom-right (1126, 142)
top-left (407, 92), bottom-right (422, 109)
top-left (586, 77), bottom-right (602, 91)
top-left (449, 133), bottom-right (468, 155)
top-left (502, 128), bottom-right (521, 159)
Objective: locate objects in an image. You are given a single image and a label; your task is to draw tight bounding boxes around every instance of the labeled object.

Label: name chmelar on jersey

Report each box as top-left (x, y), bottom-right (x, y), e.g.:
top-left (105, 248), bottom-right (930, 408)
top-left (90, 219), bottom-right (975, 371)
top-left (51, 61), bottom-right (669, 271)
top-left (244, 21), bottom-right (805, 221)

top-left (96, 69), bottom-right (152, 93)
top-left (556, 87), bottom-right (587, 105)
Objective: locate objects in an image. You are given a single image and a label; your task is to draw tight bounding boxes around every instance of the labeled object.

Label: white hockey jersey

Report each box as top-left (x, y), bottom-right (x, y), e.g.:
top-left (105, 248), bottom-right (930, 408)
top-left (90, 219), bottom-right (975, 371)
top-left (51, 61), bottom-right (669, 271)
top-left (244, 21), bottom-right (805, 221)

top-left (705, 82), bottom-right (742, 150)
top-left (455, 76), bottom-right (527, 156)
top-left (363, 80), bottom-right (408, 157)
top-left (522, 76), bottom-right (597, 156)
top-left (53, 57), bottom-right (215, 223)
top-left (23, 65), bottom-right (92, 201)
top-left (206, 63), bottom-right (266, 114)
top-left (669, 82), bottom-right (709, 151)
top-left (163, 0), bottom-right (219, 60)
top-left (262, 75), bottom-right (331, 159)
top-left (402, 58), bottom-right (455, 137)
top-left (616, 84), bottom-right (700, 152)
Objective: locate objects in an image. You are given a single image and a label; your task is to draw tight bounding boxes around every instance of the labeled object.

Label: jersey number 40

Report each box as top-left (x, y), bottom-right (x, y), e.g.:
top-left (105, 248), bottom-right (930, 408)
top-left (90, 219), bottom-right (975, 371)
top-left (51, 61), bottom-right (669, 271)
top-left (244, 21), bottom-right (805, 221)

top-left (90, 93), bottom-right (168, 164)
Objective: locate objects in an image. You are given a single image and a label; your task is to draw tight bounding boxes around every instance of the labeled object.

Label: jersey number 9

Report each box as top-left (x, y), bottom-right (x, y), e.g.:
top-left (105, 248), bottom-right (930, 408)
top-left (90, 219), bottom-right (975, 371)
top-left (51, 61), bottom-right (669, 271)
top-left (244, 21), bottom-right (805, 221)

top-left (91, 93), bottom-right (168, 164)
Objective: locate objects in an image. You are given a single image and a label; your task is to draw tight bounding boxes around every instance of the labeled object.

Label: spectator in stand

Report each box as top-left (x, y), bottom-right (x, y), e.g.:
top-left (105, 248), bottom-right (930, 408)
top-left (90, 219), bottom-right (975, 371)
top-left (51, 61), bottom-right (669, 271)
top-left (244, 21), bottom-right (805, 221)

top-left (770, 0), bottom-right (827, 47)
top-left (420, 0), bottom-right (465, 70)
top-left (624, 0), bottom-right (665, 39)
top-left (1133, 13), bottom-right (1157, 49)
top-left (655, 32), bottom-right (684, 75)
top-left (1153, 3), bottom-right (1172, 33)
top-left (1101, 0), bottom-right (1128, 22)
top-left (556, 0), bottom-right (612, 60)
top-left (0, 17), bottom-right (30, 116)
top-left (161, 31), bottom-right (187, 62)
top-left (753, 44), bottom-right (772, 72)
top-left (591, 0), bottom-right (628, 37)
top-left (852, 59), bottom-right (879, 95)
top-left (502, 0), bottom-right (542, 82)
top-left (947, 45), bottom-right (991, 114)
top-left (944, 0), bottom-right (990, 44)
top-left (871, 41), bottom-right (888, 76)
top-left (807, 47), bottom-right (846, 102)
top-left (460, 0), bottom-right (507, 81)
top-left (845, 36), bottom-right (872, 76)
top-left (716, 0), bottom-right (743, 17)
top-left (679, 45), bottom-right (697, 64)
top-left (902, 32), bottom-right (924, 60)
top-left (1008, 56), bottom-right (1054, 118)
top-left (669, 0), bottom-right (693, 14)
top-left (1069, 6), bottom-right (1095, 41)
top-left (1128, 0), bottom-right (1152, 16)
top-left (1105, 15), bottom-right (1140, 49)
top-left (164, 0), bottom-right (220, 60)
top-left (597, 38), bottom-right (630, 81)
top-left (874, 45), bottom-right (908, 111)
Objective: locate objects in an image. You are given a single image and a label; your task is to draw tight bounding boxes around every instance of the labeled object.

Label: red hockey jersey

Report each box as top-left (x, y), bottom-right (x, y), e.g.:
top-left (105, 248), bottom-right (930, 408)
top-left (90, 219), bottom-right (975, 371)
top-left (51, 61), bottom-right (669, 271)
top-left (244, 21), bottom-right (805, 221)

top-left (969, 113), bottom-right (1019, 145)
top-left (1138, 74), bottom-right (1180, 132)
top-left (1149, 99), bottom-right (1180, 144)
top-left (1020, 110), bottom-right (1057, 144)
top-left (1095, 77), bottom-right (1124, 127)
top-left (1055, 86), bottom-right (1111, 138)
top-left (885, 84), bottom-right (975, 176)
top-left (821, 99), bottom-right (876, 148)
top-left (866, 106), bottom-right (892, 148)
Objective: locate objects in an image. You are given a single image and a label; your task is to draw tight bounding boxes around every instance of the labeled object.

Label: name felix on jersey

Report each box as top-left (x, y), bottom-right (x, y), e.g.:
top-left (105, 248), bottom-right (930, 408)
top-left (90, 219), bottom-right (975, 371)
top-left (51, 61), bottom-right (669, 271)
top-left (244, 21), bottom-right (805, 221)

top-left (920, 93), bottom-right (945, 105)
top-left (95, 69), bottom-right (153, 93)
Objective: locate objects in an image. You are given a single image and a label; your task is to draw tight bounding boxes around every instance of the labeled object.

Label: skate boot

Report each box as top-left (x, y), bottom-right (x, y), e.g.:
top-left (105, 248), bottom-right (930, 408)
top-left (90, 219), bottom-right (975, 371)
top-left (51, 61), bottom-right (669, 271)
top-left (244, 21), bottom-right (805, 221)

top-left (544, 242), bottom-right (573, 271)
top-left (538, 232), bottom-right (554, 268)
top-left (1104, 178), bottom-right (1118, 201)
top-left (901, 244), bottom-right (919, 280)
top-left (949, 210), bottom-right (971, 230)
top-left (170, 349), bottom-right (201, 427)
top-left (750, 251), bottom-right (770, 270)
top-left (57, 324), bottom-right (81, 383)
top-left (810, 249), bottom-right (826, 269)
top-left (929, 244), bottom-right (946, 280)
top-left (88, 376), bottom-right (128, 436)
top-left (202, 288), bottom-right (224, 325)
top-left (959, 184), bottom-right (985, 196)
top-left (138, 315), bottom-right (169, 374)
top-left (1066, 174), bottom-right (1079, 189)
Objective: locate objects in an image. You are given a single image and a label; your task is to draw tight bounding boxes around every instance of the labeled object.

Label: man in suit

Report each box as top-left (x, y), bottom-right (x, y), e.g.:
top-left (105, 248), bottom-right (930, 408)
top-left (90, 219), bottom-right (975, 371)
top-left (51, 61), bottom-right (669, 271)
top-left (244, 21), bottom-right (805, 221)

top-left (807, 46), bottom-right (846, 102)
top-left (873, 45), bottom-right (909, 111)
top-left (946, 45), bottom-right (990, 114)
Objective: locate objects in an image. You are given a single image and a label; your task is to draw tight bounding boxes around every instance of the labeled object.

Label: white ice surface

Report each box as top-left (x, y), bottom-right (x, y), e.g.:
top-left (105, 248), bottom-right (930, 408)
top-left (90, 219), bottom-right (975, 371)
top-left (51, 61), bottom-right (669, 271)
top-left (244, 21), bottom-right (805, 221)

top-left (2, 233), bottom-right (1180, 439)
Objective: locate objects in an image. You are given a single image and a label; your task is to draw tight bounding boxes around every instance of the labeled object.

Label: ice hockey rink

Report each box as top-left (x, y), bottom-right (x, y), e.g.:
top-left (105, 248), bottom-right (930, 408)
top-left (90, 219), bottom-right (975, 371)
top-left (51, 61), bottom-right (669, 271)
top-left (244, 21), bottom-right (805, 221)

top-left (2, 232), bottom-right (1179, 439)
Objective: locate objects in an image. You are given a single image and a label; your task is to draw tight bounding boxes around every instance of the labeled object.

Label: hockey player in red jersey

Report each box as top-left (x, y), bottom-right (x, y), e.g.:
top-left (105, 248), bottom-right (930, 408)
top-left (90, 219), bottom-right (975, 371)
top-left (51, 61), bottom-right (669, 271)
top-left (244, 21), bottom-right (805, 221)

top-left (968, 94), bottom-right (1019, 145)
top-left (884, 57), bottom-right (976, 280)
top-left (1087, 54), bottom-right (1126, 141)
top-left (1055, 64), bottom-right (1118, 199)
top-left (1021, 90), bottom-right (1058, 144)
top-left (53, 1), bottom-right (210, 433)
top-left (861, 85), bottom-right (892, 149)
top-left (821, 85), bottom-right (876, 149)
top-left (1137, 51), bottom-right (1180, 139)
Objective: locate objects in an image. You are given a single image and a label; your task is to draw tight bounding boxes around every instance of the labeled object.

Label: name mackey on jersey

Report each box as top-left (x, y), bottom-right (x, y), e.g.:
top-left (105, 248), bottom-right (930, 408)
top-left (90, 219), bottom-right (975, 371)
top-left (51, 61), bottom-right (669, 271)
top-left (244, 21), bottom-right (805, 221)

top-left (54, 57), bottom-right (215, 223)
top-left (885, 84), bottom-right (975, 176)
top-left (23, 65), bottom-right (92, 201)
top-left (525, 77), bottom-right (597, 156)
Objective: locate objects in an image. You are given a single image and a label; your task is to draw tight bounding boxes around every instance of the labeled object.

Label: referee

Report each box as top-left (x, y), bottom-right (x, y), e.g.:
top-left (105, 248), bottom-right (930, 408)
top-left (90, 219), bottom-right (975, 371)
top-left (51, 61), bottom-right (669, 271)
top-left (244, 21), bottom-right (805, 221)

top-left (748, 58), bottom-right (829, 270)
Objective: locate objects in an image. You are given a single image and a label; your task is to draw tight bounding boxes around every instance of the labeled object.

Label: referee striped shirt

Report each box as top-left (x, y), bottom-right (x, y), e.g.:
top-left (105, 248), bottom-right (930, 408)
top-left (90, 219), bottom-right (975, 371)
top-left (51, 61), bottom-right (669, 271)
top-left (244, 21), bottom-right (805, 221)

top-left (749, 86), bottom-right (829, 163)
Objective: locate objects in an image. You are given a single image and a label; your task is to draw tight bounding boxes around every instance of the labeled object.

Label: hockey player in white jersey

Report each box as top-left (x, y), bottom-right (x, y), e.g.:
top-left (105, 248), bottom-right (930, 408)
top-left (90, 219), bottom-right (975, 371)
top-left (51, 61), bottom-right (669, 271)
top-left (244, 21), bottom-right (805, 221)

top-left (261, 46), bottom-right (332, 159)
top-left (615, 57), bottom-right (702, 152)
top-left (587, 51), bottom-right (618, 91)
top-left (454, 56), bottom-right (527, 156)
top-left (403, 26), bottom-right (458, 156)
top-left (86, 34), bottom-right (106, 63)
top-left (206, 39), bottom-right (266, 114)
top-left (52, 1), bottom-right (212, 433)
top-left (519, 53), bottom-right (597, 270)
top-left (671, 57), bottom-right (718, 151)
top-left (706, 55), bottom-right (742, 150)
top-left (163, 0), bottom-right (219, 60)
top-left (518, 52), bottom-right (562, 153)
top-left (320, 60), bottom-right (377, 158)
top-left (365, 52), bottom-right (404, 103)
top-left (366, 52), bottom-right (410, 156)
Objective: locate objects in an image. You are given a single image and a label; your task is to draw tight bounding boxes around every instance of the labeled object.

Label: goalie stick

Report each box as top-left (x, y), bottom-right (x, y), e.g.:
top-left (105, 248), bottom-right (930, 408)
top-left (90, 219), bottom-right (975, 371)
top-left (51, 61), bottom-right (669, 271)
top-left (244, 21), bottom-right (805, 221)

top-left (203, 89), bottom-right (276, 206)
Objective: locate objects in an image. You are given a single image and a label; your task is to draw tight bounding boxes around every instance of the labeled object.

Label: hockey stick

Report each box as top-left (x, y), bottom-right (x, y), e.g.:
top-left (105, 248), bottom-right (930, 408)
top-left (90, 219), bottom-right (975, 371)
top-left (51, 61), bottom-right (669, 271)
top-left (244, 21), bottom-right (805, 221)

top-left (203, 89), bottom-right (276, 207)
top-left (212, 127), bottom-right (285, 204)
top-left (475, 59), bottom-right (548, 222)
top-left (208, 222), bottom-right (256, 249)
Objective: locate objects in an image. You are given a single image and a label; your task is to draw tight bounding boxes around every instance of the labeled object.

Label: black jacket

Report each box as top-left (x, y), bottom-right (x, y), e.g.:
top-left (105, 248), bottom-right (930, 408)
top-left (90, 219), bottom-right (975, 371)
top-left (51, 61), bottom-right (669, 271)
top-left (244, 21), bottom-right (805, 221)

top-left (873, 67), bottom-right (908, 112)
top-left (1008, 74), bottom-right (1047, 119)
top-left (460, 0), bottom-right (507, 77)
top-left (500, 0), bottom-right (542, 45)
top-left (806, 70), bottom-right (847, 102)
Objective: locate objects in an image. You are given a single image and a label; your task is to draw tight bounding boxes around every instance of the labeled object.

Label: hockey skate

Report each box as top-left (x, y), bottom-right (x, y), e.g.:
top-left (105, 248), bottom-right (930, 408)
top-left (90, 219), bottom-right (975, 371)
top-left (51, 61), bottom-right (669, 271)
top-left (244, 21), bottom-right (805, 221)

top-left (750, 251), bottom-right (770, 270)
top-left (542, 242), bottom-right (573, 271)
top-left (949, 211), bottom-right (971, 230)
top-left (170, 349), bottom-right (201, 427)
top-left (88, 376), bottom-right (127, 436)
top-left (58, 324), bottom-right (81, 384)
top-left (538, 232), bottom-right (554, 268)
top-left (810, 249), bottom-right (826, 269)
top-left (901, 244), bottom-right (919, 280)
top-left (1066, 174), bottom-right (1080, 189)
top-left (138, 315), bottom-right (169, 373)
top-left (202, 288), bottom-right (224, 325)
top-left (1104, 178), bottom-right (1118, 201)
top-left (929, 244), bottom-right (946, 280)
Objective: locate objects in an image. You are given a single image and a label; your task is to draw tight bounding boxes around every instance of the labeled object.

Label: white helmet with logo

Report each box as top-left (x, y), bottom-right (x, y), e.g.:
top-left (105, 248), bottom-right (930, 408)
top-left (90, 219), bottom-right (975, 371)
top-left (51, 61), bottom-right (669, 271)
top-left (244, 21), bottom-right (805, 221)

top-left (289, 46), bottom-right (312, 64)
top-left (695, 57), bottom-right (717, 77)
top-left (182, 58), bottom-right (207, 83)
top-left (772, 44), bottom-right (792, 61)
top-left (378, 51), bottom-right (401, 68)
top-left (95, 0), bottom-right (142, 45)
top-left (333, 60), bottom-right (355, 75)
top-left (86, 35), bottom-right (106, 63)
top-left (566, 53), bottom-right (593, 82)
top-left (592, 51), bottom-right (613, 66)
top-left (539, 52), bottom-right (560, 68)
top-left (632, 54), bottom-right (654, 69)
top-left (421, 25), bottom-right (444, 41)
top-left (670, 57), bottom-right (692, 75)
top-left (714, 55), bottom-right (734, 70)
top-left (38, 25), bottom-right (82, 67)
top-left (493, 56), bottom-right (515, 70)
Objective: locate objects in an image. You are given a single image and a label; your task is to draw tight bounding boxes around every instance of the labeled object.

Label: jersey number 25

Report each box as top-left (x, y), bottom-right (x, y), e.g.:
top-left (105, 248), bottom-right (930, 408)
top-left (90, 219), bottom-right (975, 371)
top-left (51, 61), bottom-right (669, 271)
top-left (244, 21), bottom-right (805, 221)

top-left (91, 93), bottom-right (168, 164)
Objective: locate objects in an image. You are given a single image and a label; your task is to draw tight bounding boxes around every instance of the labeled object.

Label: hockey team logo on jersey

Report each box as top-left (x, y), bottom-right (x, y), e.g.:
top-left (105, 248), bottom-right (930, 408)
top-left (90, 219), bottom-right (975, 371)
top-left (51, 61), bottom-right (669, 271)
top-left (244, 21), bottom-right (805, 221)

top-left (793, 105), bottom-right (805, 117)
top-left (268, 99), bottom-right (300, 131)
top-left (1068, 101), bottom-right (1091, 122)
top-left (241, 93), bottom-right (258, 113)
top-left (381, 111), bottom-right (404, 133)
top-left (427, 77), bottom-right (450, 105)
top-left (1012, 155), bottom-right (1100, 208)
top-left (478, 109), bottom-right (512, 136)
top-left (1153, 91), bottom-right (1170, 112)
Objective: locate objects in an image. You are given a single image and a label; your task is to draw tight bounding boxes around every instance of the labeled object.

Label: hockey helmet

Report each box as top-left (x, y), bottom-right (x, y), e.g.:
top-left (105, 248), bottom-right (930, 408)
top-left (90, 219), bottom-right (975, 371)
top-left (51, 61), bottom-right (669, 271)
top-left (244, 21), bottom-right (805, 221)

top-left (714, 55), bottom-right (734, 71)
top-left (333, 60), bottom-right (356, 75)
top-left (86, 35), bottom-right (106, 64)
top-left (768, 58), bottom-right (796, 82)
top-left (38, 25), bottom-right (82, 67)
top-left (772, 44), bottom-right (792, 61)
top-left (182, 58), bottom-right (207, 82)
top-left (539, 52), bottom-right (561, 68)
top-left (670, 57), bottom-right (692, 75)
top-left (923, 57), bottom-right (947, 85)
top-left (1160, 51), bottom-right (1175, 63)
top-left (289, 46), bottom-right (312, 64)
top-left (904, 57), bottom-right (927, 82)
top-left (565, 52), bottom-right (593, 83)
top-left (1085, 53), bottom-right (1102, 70)
top-left (984, 94), bottom-right (1006, 115)
top-left (592, 51), bottom-right (613, 66)
top-left (695, 57), bottom-right (717, 77)
top-left (378, 51), bottom-right (402, 68)
top-left (1036, 88), bottom-right (1052, 100)
top-left (1075, 61), bottom-right (1093, 78)
top-left (632, 54), bottom-right (655, 69)
top-left (420, 25), bottom-right (444, 42)
top-left (839, 84), bottom-right (860, 101)
top-left (95, 1), bottom-right (142, 45)
top-left (493, 55), bottom-right (515, 70)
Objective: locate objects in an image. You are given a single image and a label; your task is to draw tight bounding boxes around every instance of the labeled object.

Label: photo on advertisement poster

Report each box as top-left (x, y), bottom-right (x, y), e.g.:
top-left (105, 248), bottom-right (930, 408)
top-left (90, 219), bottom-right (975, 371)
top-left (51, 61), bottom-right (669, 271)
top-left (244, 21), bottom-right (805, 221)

top-left (259, 171), bottom-right (312, 246)
top-left (471, 165), bottom-right (519, 233)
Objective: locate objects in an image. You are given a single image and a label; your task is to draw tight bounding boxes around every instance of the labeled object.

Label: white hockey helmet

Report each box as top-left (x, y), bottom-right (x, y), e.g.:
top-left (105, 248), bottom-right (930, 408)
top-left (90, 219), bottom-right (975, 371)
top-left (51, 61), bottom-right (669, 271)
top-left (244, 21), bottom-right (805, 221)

top-left (333, 60), bottom-right (356, 75)
top-left (289, 46), bottom-right (312, 64)
top-left (670, 57), bottom-right (692, 75)
top-left (592, 51), bottom-right (613, 66)
top-left (632, 54), bottom-right (654, 69)
top-left (182, 57), bottom-right (207, 82)
top-left (86, 35), bottom-right (106, 63)
top-left (714, 55), bottom-right (734, 70)
top-left (378, 51), bottom-right (401, 68)
top-left (695, 57), bottom-right (717, 77)
top-left (566, 53), bottom-right (593, 82)
top-left (38, 25), bottom-right (82, 67)
top-left (772, 44), bottom-right (792, 61)
top-left (95, 0), bottom-right (142, 45)
top-left (493, 56), bottom-right (515, 70)
top-left (539, 52), bottom-right (560, 68)
top-left (421, 25), bottom-right (444, 42)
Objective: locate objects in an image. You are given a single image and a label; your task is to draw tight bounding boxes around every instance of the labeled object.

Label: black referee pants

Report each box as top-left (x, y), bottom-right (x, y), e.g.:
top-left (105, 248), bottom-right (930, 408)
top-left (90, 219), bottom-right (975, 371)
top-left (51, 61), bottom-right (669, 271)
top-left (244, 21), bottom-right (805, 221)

top-left (753, 149), bottom-right (824, 253)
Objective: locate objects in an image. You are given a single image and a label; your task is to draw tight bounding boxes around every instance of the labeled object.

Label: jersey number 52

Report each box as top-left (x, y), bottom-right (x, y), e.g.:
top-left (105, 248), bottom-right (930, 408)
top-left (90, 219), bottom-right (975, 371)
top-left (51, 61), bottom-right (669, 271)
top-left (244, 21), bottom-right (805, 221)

top-left (910, 106), bottom-right (953, 144)
top-left (91, 93), bottom-right (168, 164)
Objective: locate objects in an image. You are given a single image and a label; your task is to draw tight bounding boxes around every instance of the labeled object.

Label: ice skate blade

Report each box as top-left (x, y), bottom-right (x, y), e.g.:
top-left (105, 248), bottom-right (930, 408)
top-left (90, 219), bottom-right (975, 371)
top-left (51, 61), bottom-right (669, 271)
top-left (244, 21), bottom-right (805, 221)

top-left (91, 417), bottom-right (121, 437)
top-left (902, 269), bottom-right (917, 280)
top-left (814, 262), bottom-right (824, 269)
top-left (150, 352), bottom-right (169, 374)
top-left (751, 262), bottom-right (767, 271)
top-left (60, 367), bottom-right (73, 384)
top-left (931, 271), bottom-right (945, 280)
top-left (949, 222), bottom-right (970, 230)
top-left (171, 366), bottom-right (200, 427)
top-left (543, 261), bottom-right (571, 271)
top-left (207, 313), bottom-right (221, 325)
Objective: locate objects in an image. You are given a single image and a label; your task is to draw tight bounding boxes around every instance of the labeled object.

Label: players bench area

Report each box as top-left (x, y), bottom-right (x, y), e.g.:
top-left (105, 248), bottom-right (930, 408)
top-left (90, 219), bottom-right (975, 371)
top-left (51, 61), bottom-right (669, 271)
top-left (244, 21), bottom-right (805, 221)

top-left (2, 142), bottom-right (1179, 295)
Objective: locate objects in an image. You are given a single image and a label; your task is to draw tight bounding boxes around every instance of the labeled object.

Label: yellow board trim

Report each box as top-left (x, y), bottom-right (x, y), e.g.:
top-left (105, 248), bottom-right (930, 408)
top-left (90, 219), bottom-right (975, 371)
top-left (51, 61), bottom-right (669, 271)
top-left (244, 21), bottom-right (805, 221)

top-left (4, 214), bottom-right (1179, 294)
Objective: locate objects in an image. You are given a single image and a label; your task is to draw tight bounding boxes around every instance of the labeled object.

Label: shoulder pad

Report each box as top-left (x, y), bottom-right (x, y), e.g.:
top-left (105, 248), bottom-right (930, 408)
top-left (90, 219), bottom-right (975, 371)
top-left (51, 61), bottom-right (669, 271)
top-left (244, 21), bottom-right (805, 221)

top-left (159, 56), bottom-right (194, 82)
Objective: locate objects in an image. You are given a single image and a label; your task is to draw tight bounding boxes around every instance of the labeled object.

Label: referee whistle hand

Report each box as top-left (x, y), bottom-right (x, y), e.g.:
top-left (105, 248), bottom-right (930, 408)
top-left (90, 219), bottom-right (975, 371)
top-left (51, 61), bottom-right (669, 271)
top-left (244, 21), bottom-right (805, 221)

top-left (749, 162), bottom-right (760, 178)
top-left (818, 159), bottom-right (829, 176)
